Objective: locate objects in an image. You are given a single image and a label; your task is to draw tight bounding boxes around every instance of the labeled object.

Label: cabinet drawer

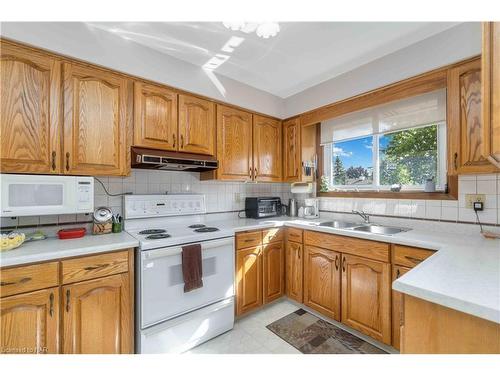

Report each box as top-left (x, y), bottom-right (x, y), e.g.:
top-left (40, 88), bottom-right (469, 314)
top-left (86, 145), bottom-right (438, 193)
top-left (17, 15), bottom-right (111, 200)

top-left (304, 230), bottom-right (390, 262)
top-left (262, 228), bottom-right (283, 244)
top-left (61, 250), bottom-right (129, 284)
top-left (236, 231), bottom-right (262, 250)
top-left (286, 228), bottom-right (303, 243)
top-left (393, 245), bottom-right (435, 268)
top-left (1, 262), bottom-right (59, 297)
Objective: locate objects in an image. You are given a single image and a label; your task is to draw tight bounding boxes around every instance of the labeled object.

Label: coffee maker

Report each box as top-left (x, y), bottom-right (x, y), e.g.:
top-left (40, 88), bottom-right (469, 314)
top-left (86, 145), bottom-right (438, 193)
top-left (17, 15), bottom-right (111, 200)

top-left (304, 198), bottom-right (319, 219)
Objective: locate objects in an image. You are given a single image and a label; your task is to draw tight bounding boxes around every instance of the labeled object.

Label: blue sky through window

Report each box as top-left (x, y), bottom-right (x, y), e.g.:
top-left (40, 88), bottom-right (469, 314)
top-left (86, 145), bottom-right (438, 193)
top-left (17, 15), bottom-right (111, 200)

top-left (332, 136), bottom-right (373, 169)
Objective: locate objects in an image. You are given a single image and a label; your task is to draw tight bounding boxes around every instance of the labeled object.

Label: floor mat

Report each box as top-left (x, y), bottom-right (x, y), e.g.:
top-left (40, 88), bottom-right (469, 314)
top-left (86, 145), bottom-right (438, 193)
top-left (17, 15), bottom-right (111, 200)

top-left (266, 309), bottom-right (388, 354)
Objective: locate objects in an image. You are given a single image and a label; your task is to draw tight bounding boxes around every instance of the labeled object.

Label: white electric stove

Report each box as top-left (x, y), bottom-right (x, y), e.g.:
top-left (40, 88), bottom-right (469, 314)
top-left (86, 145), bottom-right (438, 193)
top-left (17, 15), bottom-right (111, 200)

top-left (124, 194), bottom-right (235, 354)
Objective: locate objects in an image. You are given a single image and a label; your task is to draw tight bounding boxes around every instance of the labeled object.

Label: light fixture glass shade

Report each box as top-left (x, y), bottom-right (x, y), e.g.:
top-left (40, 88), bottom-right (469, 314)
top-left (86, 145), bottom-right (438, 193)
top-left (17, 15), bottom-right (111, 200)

top-left (255, 23), bottom-right (280, 39)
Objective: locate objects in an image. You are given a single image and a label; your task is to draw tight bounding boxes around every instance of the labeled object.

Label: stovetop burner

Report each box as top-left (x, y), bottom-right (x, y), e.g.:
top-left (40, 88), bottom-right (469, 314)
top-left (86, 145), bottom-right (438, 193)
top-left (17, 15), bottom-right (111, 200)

top-left (146, 233), bottom-right (171, 240)
top-left (194, 227), bottom-right (220, 233)
top-left (188, 224), bottom-right (206, 229)
top-left (139, 229), bottom-right (167, 235)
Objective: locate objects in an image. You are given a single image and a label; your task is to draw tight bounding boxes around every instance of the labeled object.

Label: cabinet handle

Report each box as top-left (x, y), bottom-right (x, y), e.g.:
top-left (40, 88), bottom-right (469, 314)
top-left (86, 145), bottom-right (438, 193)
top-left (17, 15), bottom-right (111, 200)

top-left (335, 255), bottom-right (339, 270)
top-left (454, 152), bottom-right (458, 171)
top-left (254, 167), bottom-right (257, 178)
top-left (295, 168), bottom-right (298, 176)
top-left (0, 277), bottom-right (32, 286)
top-left (249, 167), bottom-right (253, 179)
top-left (297, 247), bottom-right (301, 260)
top-left (180, 135), bottom-right (184, 148)
top-left (172, 134), bottom-right (176, 148)
top-left (396, 268), bottom-right (401, 278)
top-left (65, 152), bottom-right (70, 171)
top-left (342, 257), bottom-right (346, 272)
top-left (83, 263), bottom-right (109, 271)
top-left (49, 292), bottom-right (54, 317)
top-left (404, 255), bottom-right (422, 264)
top-left (51, 151), bottom-right (57, 171)
top-left (66, 290), bottom-right (70, 312)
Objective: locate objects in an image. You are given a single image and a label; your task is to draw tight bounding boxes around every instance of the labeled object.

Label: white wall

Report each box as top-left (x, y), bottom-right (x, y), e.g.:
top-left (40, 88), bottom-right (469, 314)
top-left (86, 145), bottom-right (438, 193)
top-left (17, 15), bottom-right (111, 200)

top-left (284, 23), bottom-right (482, 118)
top-left (0, 22), bottom-right (285, 118)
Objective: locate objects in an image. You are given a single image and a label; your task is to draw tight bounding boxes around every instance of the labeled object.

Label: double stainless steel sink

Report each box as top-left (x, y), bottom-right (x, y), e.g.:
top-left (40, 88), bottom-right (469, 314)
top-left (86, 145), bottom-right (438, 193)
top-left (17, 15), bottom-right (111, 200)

top-left (317, 220), bottom-right (410, 235)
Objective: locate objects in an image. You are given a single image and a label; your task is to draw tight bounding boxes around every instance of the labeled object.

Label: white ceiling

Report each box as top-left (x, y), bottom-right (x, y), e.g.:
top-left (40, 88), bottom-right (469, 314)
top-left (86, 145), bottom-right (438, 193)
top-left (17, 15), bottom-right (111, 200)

top-left (87, 22), bottom-right (461, 98)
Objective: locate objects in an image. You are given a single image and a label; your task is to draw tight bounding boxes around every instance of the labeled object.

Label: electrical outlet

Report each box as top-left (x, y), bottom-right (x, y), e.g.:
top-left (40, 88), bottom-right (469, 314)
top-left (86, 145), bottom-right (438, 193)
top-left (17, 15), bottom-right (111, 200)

top-left (465, 194), bottom-right (486, 209)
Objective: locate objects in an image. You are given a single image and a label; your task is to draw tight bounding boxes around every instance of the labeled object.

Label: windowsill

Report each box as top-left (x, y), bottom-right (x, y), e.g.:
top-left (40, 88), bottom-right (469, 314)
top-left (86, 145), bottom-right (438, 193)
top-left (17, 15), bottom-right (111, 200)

top-left (318, 190), bottom-right (458, 200)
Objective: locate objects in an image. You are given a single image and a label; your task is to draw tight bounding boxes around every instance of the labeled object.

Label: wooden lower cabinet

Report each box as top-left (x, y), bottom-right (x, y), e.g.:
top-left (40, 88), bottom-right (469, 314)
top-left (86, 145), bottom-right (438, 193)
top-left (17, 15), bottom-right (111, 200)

top-left (236, 246), bottom-right (263, 316)
top-left (62, 273), bottom-right (132, 354)
top-left (391, 265), bottom-right (410, 350)
top-left (263, 241), bottom-right (285, 304)
top-left (285, 240), bottom-right (303, 303)
top-left (303, 245), bottom-right (341, 320)
top-left (0, 288), bottom-right (59, 354)
top-left (341, 254), bottom-right (391, 345)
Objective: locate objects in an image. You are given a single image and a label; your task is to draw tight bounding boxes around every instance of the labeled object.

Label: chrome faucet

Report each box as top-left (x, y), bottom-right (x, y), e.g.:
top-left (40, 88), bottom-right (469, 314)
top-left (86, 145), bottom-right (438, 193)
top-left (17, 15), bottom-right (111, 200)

top-left (352, 210), bottom-right (370, 223)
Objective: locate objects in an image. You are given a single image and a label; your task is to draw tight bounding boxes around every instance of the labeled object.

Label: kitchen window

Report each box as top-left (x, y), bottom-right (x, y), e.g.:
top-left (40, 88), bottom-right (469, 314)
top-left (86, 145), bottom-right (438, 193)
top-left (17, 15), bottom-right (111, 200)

top-left (320, 89), bottom-right (447, 192)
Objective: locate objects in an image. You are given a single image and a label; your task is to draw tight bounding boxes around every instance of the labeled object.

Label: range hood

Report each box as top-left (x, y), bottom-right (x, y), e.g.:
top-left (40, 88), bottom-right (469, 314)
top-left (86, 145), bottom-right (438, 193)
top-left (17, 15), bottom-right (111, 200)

top-left (131, 147), bottom-right (218, 172)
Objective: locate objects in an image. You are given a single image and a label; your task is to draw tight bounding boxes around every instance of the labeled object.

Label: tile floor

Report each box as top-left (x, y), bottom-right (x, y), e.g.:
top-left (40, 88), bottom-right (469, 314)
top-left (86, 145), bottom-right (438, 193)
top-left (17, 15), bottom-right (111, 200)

top-left (186, 299), bottom-right (394, 354)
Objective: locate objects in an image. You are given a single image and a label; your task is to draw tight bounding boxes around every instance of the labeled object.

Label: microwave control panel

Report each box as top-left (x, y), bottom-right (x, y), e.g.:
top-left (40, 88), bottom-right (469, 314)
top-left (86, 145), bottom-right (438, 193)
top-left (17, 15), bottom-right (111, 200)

top-left (76, 177), bottom-right (94, 211)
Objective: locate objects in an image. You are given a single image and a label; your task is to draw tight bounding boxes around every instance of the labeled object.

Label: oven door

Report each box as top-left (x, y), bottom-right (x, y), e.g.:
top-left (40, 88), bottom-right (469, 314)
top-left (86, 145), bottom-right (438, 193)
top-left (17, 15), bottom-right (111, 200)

top-left (140, 237), bottom-right (235, 329)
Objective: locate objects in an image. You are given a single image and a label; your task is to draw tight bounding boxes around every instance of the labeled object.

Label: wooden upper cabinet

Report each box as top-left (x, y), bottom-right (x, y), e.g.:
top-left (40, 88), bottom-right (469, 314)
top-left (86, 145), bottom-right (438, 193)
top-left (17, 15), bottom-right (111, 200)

top-left (62, 273), bottom-right (132, 354)
top-left (0, 42), bottom-right (61, 174)
top-left (262, 241), bottom-right (285, 304)
top-left (482, 22), bottom-right (500, 169)
top-left (285, 240), bottom-right (303, 303)
top-left (253, 115), bottom-right (282, 182)
top-left (341, 254), bottom-right (391, 345)
top-left (134, 81), bottom-right (178, 151)
top-left (282, 117), bottom-right (301, 182)
top-left (448, 58), bottom-right (498, 174)
top-left (63, 62), bottom-right (130, 176)
top-left (236, 246), bottom-right (263, 316)
top-left (216, 105), bottom-right (253, 181)
top-left (178, 94), bottom-right (215, 155)
top-left (303, 245), bottom-right (341, 320)
top-left (0, 288), bottom-right (59, 354)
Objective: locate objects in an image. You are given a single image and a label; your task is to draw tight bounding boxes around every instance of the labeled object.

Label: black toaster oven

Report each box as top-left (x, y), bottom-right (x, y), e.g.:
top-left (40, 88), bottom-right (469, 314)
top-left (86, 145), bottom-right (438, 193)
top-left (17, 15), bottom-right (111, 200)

top-left (245, 197), bottom-right (282, 219)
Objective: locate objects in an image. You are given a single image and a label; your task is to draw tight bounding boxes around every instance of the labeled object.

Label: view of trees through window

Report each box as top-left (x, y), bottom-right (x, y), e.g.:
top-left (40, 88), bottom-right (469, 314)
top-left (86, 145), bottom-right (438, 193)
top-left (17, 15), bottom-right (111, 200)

top-left (330, 124), bottom-right (439, 188)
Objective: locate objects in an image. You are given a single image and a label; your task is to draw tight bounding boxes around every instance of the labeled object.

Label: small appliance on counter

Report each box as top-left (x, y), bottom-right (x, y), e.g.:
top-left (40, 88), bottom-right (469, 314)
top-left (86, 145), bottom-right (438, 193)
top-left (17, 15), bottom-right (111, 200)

top-left (287, 198), bottom-right (298, 217)
top-left (304, 198), bottom-right (320, 219)
top-left (93, 207), bottom-right (113, 234)
top-left (245, 197), bottom-right (282, 219)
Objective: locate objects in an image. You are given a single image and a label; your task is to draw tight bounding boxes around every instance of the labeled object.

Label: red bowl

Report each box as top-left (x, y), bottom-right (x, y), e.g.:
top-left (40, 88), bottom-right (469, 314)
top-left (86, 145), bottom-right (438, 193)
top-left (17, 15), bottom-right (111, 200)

top-left (58, 227), bottom-right (86, 240)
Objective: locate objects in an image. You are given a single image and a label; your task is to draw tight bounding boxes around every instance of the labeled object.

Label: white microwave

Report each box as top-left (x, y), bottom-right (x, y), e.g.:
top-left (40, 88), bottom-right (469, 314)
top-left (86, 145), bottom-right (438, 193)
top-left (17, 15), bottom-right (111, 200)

top-left (1, 174), bottom-right (94, 217)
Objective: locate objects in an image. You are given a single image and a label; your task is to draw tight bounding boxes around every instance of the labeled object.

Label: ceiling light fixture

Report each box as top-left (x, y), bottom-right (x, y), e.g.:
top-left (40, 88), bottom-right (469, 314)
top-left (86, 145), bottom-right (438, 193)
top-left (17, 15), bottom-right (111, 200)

top-left (222, 22), bottom-right (280, 39)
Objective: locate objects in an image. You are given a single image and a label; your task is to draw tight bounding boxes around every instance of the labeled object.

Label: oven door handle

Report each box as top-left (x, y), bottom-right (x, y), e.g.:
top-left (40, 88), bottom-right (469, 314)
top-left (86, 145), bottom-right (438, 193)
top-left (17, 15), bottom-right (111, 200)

top-left (143, 236), bottom-right (235, 260)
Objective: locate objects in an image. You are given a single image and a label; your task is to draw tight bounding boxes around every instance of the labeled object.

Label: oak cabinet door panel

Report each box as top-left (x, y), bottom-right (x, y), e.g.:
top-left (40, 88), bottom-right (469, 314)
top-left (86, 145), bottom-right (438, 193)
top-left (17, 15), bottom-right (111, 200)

top-left (63, 62), bottom-right (129, 176)
top-left (282, 117), bottom-right (301, 182)
top-left (285, 240), bottom-right (303, 303)
top-left (392, 265), bottom-right (410, 350)
top-left (62, 273), bottom-right (132, 354)
top-left (216, 105), bottom-right (253, 181)
top-left (253, 115), bottom-right (282, 182)
top-left (263, 241), bottom-right (285, 304)
top-left (341, 254), bottom-right (391, 345)
top-left (178, 94), bottom-right (215, 155)
top-left (134, 81), bottom-right (178, 151)
top-left (303, 245), bottom-right (341, 320)
top-left (0, 288), bottom-right (59, 354)
top-left (236, 246), bottom-right (262, 316)
top-left (0, 42), bottom-right (61, 173)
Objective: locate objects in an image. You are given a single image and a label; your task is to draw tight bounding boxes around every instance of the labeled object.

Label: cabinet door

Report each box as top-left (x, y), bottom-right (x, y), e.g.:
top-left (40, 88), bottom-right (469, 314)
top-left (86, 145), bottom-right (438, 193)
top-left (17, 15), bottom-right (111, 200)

top-left (0, 42), bottom-right (61, 174)
top-left (63, 62), bottom-right (130, 176)
top-left (253, 115), bottom-right (282, 182)
top-left (134, 81), bottom-right (178, 151)
top-left (282, 117), bottom-right (301, 182)
top-left (482, 22), bottom-right (500, 168)
top-left (392, 265), bottom-right (410, 351)
top-left (0, 288), bottom-right (59, 354)
top-left (263, 241), bottom-right (285, 304)
top-left (285, 240), bottom-right (303, 303)
top-left (178, 94), bottom-right (215, 155)
top-left (341, 254), bottom-right (391, 345)
top-left (448, 58), bottom-right (498, 174)
top-left (303, 245), bottom-right (341, 320)
top-left (62, 273), bottom-right (132, 354)
top-left (236, 246), bottom-right (262, 316)
top-left (216, 105), bottom-right (253, 181)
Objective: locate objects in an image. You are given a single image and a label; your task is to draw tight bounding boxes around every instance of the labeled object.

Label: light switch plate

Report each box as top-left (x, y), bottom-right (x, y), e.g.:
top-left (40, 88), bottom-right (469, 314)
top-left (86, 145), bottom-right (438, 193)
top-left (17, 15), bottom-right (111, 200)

top-left (465, 194), bottom-right (486, 209)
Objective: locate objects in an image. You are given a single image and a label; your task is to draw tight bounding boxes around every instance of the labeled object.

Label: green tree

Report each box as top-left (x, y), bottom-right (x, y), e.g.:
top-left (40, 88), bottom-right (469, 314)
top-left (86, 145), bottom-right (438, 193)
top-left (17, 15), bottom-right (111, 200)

top-left (333, 156), bottom-right (347, 185)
